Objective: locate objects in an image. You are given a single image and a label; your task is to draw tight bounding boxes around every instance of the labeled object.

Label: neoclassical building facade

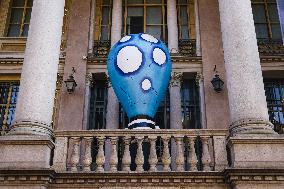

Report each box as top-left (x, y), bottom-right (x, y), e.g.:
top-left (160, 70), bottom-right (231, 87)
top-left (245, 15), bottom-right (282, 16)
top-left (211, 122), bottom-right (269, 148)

top-left (0, 0), bottom-right (284, 189)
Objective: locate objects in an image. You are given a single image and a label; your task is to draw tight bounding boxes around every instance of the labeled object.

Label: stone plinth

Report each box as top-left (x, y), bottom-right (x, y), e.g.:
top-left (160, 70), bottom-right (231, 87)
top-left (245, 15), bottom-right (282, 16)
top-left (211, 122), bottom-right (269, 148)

top-left (227, 135), bottom-right (284, 168)
top-left (0, 135), bottom-right (54, 169)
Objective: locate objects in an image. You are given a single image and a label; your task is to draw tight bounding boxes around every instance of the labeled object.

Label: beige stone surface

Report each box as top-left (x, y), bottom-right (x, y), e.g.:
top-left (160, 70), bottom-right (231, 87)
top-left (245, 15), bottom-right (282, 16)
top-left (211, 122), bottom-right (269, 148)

top-left (198, 0), bottom-right (230, 130)
top-left (57, 0), bottom-right (91, 130)
top-left (52, 137), bottom-right (68, 171)
top-left (234, 183), bottom-right (284, 189)
top-left (0, 135), bottom-right (54, 169)
top-left (228, 135), bottom-right (284, 168)
top-left (0, 0), bottom-right (11, 37)
top-left (0, 186), bottom-right (47, 189)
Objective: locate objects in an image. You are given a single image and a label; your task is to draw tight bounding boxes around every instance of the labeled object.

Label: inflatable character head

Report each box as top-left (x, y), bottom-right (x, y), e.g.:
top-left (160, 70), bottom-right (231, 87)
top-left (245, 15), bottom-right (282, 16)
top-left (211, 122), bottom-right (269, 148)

top-left (107, 33), bottom-right (172, 129)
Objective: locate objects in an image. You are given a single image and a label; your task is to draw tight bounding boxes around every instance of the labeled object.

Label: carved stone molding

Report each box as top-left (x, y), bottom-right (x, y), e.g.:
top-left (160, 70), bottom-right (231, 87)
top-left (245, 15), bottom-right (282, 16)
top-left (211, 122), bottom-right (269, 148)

top-left (170, 72), bottom-right (183, 88)
top-left (85, 73), bottom-right (93, 87)
top-left (229, 118), bottom-right (275, 136)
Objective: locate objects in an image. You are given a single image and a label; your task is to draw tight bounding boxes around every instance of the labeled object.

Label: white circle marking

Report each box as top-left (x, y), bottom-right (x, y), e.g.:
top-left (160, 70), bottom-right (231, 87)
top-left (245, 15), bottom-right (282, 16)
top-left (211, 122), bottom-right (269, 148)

top-left (120, 35), bottom-right (132, 43)
top-left (141, 34), bottom-right (158, 43)
top-left (141, 79), bottom-right (152, 91)
top-left (153, 48), bottom-right (166, 65)
top-left (117, 46), bottom-right (142, 74)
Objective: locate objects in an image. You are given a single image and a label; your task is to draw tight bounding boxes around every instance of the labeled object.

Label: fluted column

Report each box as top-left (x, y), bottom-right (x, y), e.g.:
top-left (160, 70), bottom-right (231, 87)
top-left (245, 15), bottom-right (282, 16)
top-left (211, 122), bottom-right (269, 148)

top-left (111, 0), bottom-right (122, 46)
top-left (218, 0), bottom-right (274, 135)
top-left (170, 72), bottom-right (183, 129)
top-left (169, 72), bottom-right (183, 170)
top-left (167, 0), bottom-right (179, 53)
top-left (10, 0), bottom-right (65, 138)
top-left (106, 0), bottom-right (122, 130)
top-left (196, 72), bottom-right (206, 128)
top-left (83, 73), bottom-right (93, 129)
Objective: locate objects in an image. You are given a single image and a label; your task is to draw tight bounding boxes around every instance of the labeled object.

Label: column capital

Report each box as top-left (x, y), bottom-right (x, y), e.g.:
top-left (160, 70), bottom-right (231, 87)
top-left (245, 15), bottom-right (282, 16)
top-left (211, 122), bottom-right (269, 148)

top-left (195, 72), bottom-right (204, 85)
top-left (85, 73), bottom-right (93, 87)
top-left (170, 72), bottom-right (183, 88)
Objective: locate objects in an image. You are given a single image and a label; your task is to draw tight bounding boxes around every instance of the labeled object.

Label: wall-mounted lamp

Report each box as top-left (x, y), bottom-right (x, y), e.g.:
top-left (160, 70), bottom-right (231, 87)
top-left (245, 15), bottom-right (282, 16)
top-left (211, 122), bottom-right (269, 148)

top-left (64, 67), bottom-right (77, 94)
top-left (211, 65), bottom-right (224, 93)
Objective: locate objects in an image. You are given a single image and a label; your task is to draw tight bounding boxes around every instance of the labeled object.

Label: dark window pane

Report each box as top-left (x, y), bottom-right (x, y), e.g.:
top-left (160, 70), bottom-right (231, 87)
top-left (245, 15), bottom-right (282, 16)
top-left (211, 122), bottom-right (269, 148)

top-left (102, 0), bottom-right (110, 5)
top-left (255, 24), bottom-right (269, 39)
top-left (146, 25), bottom-right (162, 39)
top-left (101, 7), bottom-right (109, 25)
top-left (181, 79), bottom-right (201, 129)
top-left (10, 8), bottom-right (24, 23)
top-left (271, 24), bottom-right (282, 39)
top-left (130, 17), bottom-right (144, 34)
top-left (180, 6), bottom-right (188, 25)
top-left (24, 8), bottom-right (32, 23)
top-left (268, 4), bottom-right (280, 22)
top-left (252, 4), bottom-right (266, 23)
top-left (178, 0), bottom-right (188, 4)
top-left (127, 0), bottom-right (143, 4)
top-left (146, 0), bottom-right (162, 4)
top-left (22, 24), bottom-right (29, 37)
top-left (147, 7), bottom-right (162, 24)
top-left (12, 0), bottom-right (25, 7)
top-left (7, 24), bottom-right (21, 37)
top-left (27, 0), bottom-right (33, 7)
top-left (181, 25), bottom-right (189, 39)
top-left (100, 26), bottom-right (109, 40)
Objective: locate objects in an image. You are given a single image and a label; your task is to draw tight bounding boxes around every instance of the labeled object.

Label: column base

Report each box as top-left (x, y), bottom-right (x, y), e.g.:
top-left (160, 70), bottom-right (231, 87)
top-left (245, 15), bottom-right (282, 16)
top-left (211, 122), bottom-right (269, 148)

top-left (227, 134), bottom-right (284, 168)
top-left (0, 135), bottom-right (54, 169)
top-left (229, 118), bottom-right (276, 136)
top-left (9, 120), bottom-right (54, 139)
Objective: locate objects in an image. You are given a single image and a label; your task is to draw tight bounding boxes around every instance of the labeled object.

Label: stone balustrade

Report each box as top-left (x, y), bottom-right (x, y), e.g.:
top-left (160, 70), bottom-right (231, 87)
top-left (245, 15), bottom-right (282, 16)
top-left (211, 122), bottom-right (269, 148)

top-left (52, 129), bottom-right (228, 173)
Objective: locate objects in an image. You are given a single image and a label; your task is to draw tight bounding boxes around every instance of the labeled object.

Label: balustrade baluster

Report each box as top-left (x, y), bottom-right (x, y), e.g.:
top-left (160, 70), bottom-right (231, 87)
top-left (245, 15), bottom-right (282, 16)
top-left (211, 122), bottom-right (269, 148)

top-left (70, 137), bottom-right (80, 172)
top-left (135, 137), bottom-right (144, 172)
top-left (201, 136), bottom-right (211, 171)
top-left (109, 137), bottom-right (118, 172)
top-left (82, 137), bottom-right (93, 172)
top-left (148, 136), bottom-right (158, 172)
top-left (162, 136), bottom-right (171, 171)
top-left (96, 137), bottom-right (105, 172)
top-left (122, 136), bottom-right (131, 172)
top-left (188, 136), bottom-right (198, 171)
top-left (175, 136), bottom-right (185, 171)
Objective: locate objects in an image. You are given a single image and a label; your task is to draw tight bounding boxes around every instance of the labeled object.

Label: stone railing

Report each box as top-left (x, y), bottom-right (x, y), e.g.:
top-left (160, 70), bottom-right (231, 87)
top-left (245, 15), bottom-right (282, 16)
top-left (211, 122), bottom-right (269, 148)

top-left (53, 129), bottom-right (228, 173)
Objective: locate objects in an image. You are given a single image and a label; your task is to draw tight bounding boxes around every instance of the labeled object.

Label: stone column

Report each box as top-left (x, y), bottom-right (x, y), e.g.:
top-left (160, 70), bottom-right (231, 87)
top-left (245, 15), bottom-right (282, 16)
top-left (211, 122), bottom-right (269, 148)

top-left (106, 0), bottom-right (122, 130)
top-left (110, 0), bottom-right (122, 46)
top-left (170, 72), bottom-right (183, 129)
top-left (218, 0), bottom-right (274, 135)
top-left (82, 73), bottom-right (93, 130)
top-left (10, 0), bottom-right (65, 137)
top-left (196, 72), bottom-right (206, 128)
top-left (167, 0), bottom-right (179, 53)
top-left (169, 72), bottom-right (183, 170)
top-left (194, 0), bottom-right (201, 56)
top-left (88, 0), bottom-right (96, 54)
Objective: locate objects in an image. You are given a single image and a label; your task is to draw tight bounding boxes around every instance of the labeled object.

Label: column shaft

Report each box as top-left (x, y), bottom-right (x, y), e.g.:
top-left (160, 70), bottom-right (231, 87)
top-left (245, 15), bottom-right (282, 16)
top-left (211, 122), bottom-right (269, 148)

top-left (106, 0), bottom-right (122, 129)
top-left (10, 0), bottom-right (65, 137)
top-left (218, 0), bottom-right (274, 134)
top-left (170, 72), bottom-right (183, 129)
top-left (167, 0), bottom-right (179, 53)
top-left (111, 0), bottom-right (122, 46)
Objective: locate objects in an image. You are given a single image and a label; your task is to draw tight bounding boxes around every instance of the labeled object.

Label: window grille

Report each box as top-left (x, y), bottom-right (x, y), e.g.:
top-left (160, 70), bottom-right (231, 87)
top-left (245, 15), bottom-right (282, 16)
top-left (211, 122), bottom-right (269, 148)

top-left (7, 0), bottom-right (33, 37)
top-left (0, 81), bottom-right (19, 132)
top-left (264, 79), bottom-right (284, 133)
top-left (181, 79), bottom-right (201, 129)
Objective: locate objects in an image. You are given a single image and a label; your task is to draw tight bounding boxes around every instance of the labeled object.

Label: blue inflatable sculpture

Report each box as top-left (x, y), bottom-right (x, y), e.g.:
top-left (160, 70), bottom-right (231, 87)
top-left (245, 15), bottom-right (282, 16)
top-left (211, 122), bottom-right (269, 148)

top-left (107, 34), bottom-right (172, 129)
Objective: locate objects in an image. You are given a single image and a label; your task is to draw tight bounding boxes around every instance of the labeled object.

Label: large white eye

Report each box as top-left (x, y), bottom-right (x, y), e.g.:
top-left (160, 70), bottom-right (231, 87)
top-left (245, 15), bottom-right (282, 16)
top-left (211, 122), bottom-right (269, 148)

top-left (153, 48), bottom-right (166, 65)
top-left (120, 35), bottom-right (131, 43)
top-left (141, 79), bottom-right (152, 91)
top-left (141, 34), bottom-right (158, 43)
top-left (117, 46), bottom-right (143, 74)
